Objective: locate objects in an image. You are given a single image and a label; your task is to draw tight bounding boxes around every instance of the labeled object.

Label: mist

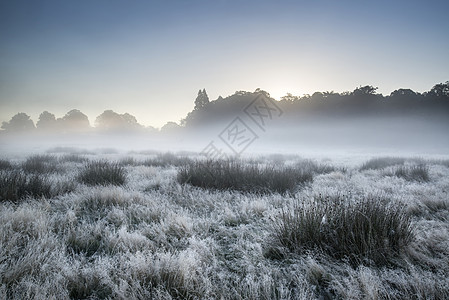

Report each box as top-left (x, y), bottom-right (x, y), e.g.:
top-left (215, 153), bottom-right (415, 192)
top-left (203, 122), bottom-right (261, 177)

top-left (1, 87), bottom-right (448, 159)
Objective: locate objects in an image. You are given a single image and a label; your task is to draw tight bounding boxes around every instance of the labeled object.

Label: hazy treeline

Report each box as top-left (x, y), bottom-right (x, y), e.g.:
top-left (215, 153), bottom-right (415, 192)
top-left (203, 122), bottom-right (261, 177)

top-left (183, 82), bottom-right (449, 127)
top-left (1, 82), bottom-right (448, 135)
top-left (0, 109), bottom-right (160, 134)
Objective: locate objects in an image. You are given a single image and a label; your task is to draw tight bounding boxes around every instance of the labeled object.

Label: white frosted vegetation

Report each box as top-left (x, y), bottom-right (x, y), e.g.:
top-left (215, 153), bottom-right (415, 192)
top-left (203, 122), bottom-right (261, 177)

top-left (0, 152), bottom-right (448, 299)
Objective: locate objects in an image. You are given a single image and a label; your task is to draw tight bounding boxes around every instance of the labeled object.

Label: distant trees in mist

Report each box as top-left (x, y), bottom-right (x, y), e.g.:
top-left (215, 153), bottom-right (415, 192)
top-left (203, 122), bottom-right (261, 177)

top-left (1, 81), bottom-right (448, 134)
top-left (95, 110), bottom-right (142, 131)
top-left (1, 109), bottom-right (145, 134)
top-left (1, 113), bottom-right (35, 132)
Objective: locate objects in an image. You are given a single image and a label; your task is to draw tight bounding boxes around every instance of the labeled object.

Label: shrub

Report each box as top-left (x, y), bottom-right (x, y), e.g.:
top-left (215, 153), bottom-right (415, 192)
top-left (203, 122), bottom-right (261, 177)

top-left (178, 159), bottom-right (313, 194)
top-left (360, 157), bottom-right (406, 170)
top-left (22, 154), bottom-right (58, 173)
top-left (392, 164), bottom-right (430, 182)
top-left (0, 171), bottom-right (52, 202)
top-left (271, 196), bottom-right (414, 266)
top-left (78, 160), bottom-right (126, 186)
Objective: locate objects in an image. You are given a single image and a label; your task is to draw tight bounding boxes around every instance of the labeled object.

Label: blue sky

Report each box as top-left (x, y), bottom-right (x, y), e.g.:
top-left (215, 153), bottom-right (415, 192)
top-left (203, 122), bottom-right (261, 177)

top-left (1, 0), bottom-right (448, 127)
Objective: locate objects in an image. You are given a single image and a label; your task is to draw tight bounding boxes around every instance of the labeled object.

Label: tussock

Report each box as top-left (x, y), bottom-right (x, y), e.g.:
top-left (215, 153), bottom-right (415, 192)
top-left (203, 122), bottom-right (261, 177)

top-left (178, 158), bottom-right (314, 194)
top-left (78, 160), bottom-right (127, 186)
top-left (271, 196), bottom-right (414, 266)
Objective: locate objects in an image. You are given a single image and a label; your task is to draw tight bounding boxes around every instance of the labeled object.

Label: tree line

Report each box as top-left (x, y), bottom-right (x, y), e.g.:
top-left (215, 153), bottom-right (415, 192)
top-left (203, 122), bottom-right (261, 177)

top-left (2, 82), bottom-right (448, 133)
top-left (182, 82), bottom-right (449, 126)
top-left (0, 109), bottom-right (154, 133)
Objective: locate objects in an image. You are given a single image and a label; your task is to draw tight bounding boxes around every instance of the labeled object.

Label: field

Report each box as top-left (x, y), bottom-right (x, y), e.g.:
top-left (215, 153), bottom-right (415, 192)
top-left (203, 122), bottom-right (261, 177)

top-left (1, 149), bottom-right (448, 299)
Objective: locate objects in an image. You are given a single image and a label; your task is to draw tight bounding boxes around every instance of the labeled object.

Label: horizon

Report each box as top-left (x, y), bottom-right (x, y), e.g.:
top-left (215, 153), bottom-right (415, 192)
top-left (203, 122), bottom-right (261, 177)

top-left (1, 0), bottom-right (449, 128)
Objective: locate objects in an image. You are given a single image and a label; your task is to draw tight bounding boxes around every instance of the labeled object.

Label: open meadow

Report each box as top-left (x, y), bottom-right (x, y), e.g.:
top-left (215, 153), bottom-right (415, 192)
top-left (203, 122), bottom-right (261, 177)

top-left (1, 149), bottom-right (448, 299)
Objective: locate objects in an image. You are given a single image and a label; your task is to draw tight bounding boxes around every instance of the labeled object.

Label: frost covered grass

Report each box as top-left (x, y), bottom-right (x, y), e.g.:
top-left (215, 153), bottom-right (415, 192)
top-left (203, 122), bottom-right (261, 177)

top-left (270, 196), bottom-right (414, 266)
top-left (178, 159), bottom-right (315, 194)
top-left (0, 159), bottom-right (13, 170)
top-left (391, 164), bottom-right (430, 182)
top-left (0, 171), bottom-right (52, 202)
top-left (360, 156), bottom-right (406, 170)
top-left (0, 151), bottom-right (448, 299)
top-left (78, 160), bottom-right (127, 186)
top-left (22, 154), bottom-right (59, 174)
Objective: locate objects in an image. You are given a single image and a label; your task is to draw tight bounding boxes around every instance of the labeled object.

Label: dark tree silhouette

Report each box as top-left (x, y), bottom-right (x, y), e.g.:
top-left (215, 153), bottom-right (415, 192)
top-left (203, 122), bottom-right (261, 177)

top-left (312, 92), bottom-right (324, 99)
top-left (254, 88), bottom-right (271, 98)
top-left (280, 93), bottom-right (299, 103)
top-left (390, 89), bottom-right (418, 97)
top-left (428, 82), bottom-right (449, 98)
top-left (36, 111), bottom-right (57, 130)
top-left (194, 89), bottom-right (209, 110)
top-left (351, 85), bottom-right (378, 96)
top-left (1, 112), bottom-right (35, 132)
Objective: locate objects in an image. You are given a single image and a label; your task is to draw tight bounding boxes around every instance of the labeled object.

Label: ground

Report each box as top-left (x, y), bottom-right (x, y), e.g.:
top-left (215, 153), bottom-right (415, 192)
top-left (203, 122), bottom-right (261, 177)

top-left (0, 149), bottom-right (448, 299)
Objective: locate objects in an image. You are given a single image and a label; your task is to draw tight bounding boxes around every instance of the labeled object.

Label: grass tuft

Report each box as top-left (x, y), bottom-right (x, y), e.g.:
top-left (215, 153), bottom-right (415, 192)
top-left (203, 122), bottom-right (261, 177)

top-left (271, 196), bottom-right (414, 266)
top-left (391, 164), bottom-right (430, 182)
top-left (0, 171), bottom-right (52, 202)
top-left (0, 159), bottom-right (13, 170)
top-left (78, 160), bottom-right (126, 186)
top-left (360, 157), bottom-right (406, 170)
top-left (67, 269), bottom-right (113, 300)
top-left (22, 154), bottom-right (58, 174)
top-left (178, 159), bottom-right (313, 194)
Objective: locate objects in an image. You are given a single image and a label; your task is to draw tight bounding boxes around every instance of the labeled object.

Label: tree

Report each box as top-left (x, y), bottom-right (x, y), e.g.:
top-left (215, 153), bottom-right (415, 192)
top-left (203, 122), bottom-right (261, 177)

top-left (95, 110), bottom-right (142, 131)
top-left (194, 89), bottom-right (209, 110)
top-left (311, 92), bottom-right (324, 99)
top-left (351, 85), bottom-right (378, 96)
top-left (280, 93), bottom-right (299, 103)
top-left (57, 109), bottom-right (90, 131)
top-left (428, 82), bottom-right (449, 98)
top-left (323, 91), bottom-right (337, 98)
top-left (161, 121), bottom-right (181, 132)
top-left (95, 110), bottom-right (123, 130)
top-left (254, 88), bottom-right (271, 98)
top-left (36, 111), bottom-right (57, 130)
top-left (121, 113), bottom-right (139, 127)
top-left (1, 113), bottom-right (35, 132)
top-left (390, 89), bottom-right (417, 97)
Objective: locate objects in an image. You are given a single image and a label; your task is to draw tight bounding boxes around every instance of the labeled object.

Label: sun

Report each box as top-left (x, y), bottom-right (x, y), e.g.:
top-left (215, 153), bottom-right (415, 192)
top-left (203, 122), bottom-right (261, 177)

top-left (264, 81), bottom-right (304, 100)
top-left (267, 87), bottom-right (303, 100)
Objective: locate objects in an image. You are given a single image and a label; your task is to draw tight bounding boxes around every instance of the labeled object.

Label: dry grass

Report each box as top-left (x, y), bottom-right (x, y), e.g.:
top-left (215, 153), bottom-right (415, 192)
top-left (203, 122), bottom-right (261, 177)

top-left (22, 154), bottom-right (58, 174)
top-left (78, 160), bottom-right (127, 186)
top-left (360, 157), bottom-right (406, 170)
top-left (270, 196), bottom-right (414, 267)
top-left (391, 164), bottom-right (430, 182)
top-left (0, 152), bottom-right (448, 299)
top-left (178, 159), bottom-right (314, 194)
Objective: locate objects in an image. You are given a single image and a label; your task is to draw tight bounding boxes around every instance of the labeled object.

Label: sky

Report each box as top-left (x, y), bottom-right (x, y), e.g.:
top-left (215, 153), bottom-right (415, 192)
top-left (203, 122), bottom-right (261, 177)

top-left (1, 0), bottom-right (448, 128)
